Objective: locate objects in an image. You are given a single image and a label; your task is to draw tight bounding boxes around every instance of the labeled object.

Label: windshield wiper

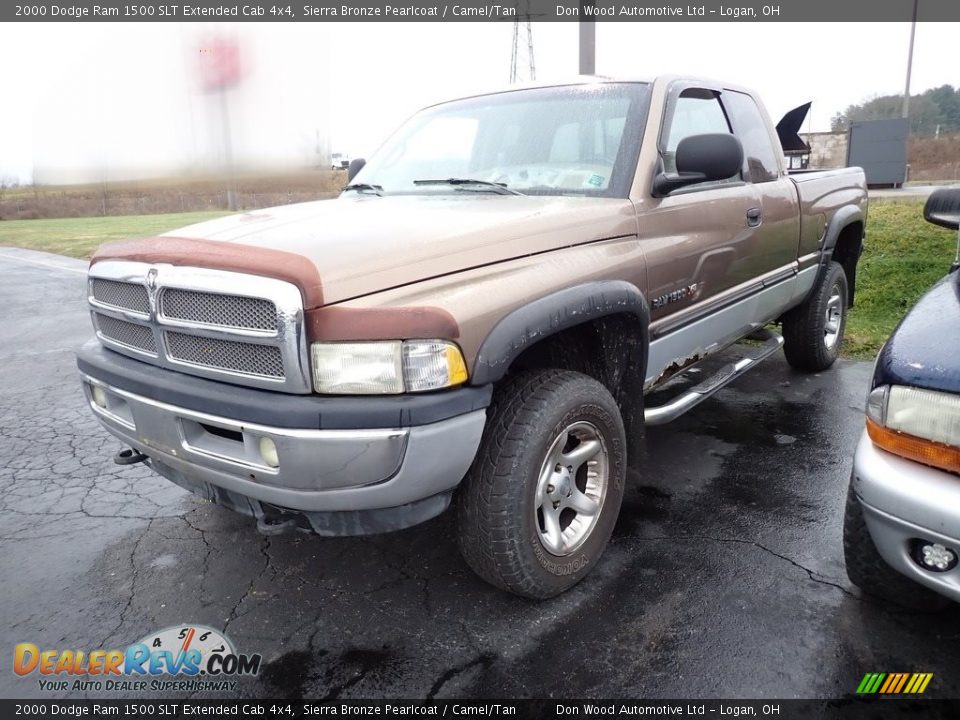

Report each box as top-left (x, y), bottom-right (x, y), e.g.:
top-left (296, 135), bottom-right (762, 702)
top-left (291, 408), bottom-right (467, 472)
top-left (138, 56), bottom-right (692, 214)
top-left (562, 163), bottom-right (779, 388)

top-left (342, 182), bottom-right (383, 196)
top-left (413, 178), bottom-right (524, 196)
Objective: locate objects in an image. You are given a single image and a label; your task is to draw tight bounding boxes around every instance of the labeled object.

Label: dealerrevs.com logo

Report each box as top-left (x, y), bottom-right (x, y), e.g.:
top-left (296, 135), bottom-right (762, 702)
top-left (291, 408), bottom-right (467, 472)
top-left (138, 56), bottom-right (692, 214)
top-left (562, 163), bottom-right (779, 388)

top-left (14, 624), bottom-right (261, 693)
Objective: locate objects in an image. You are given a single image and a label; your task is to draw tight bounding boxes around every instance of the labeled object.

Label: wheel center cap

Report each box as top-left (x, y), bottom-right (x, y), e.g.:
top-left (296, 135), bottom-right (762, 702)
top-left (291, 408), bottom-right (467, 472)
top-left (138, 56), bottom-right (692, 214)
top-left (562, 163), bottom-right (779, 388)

top-left (554, 470), bottom-right (572, 498)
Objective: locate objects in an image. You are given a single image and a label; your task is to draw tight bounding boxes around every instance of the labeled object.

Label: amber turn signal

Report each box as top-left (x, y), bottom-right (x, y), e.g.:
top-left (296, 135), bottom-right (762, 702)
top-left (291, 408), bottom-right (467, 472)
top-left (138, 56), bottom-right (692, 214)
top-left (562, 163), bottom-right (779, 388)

top-left (867, 417), bottom-right (960, 475)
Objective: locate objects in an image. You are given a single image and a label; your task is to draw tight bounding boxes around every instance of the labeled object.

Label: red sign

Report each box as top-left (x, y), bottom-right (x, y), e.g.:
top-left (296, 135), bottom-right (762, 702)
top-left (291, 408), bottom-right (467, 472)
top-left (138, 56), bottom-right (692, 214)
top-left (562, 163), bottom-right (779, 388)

top-left (197, 36), bottom-right (243, 92)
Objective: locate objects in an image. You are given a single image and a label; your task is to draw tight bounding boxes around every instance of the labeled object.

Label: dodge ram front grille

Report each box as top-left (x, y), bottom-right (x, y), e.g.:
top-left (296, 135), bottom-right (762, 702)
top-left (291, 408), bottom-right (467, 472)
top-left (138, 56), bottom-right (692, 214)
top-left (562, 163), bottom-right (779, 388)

top-left (160, 288), bottom-right (278, 331)
top-left (91, 278), bottom-right (150, 315)
top-left (165, 332), bottom-right (285, 378)
top-left (94, 313), bottom-right (158, 354)
top-left (87, 262), bottom-right (310, 393)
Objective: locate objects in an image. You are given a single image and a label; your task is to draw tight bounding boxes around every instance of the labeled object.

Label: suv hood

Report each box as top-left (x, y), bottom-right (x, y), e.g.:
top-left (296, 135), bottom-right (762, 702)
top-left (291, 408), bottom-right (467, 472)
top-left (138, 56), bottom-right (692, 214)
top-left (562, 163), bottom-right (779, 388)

top-left (874, 272), bottom-right (960, 395)
top-left (162, 194), bottom-right (636, 305)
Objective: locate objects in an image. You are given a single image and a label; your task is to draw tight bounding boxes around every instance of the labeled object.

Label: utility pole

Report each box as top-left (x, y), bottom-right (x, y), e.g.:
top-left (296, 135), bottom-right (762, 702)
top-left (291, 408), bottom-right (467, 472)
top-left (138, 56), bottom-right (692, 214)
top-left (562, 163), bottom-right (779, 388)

top-left (902, 0), bottom-right (918, 119)
top-left (579, 1), bottom-right (596, 75)
top-left (510, 1), bottom-right (535, 83)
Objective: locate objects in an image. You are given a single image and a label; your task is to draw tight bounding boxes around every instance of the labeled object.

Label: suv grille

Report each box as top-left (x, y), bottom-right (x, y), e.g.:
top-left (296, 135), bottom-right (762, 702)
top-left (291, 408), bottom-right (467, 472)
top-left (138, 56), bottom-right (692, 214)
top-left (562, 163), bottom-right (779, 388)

top-left (87, 266), bottom-right (308, 392)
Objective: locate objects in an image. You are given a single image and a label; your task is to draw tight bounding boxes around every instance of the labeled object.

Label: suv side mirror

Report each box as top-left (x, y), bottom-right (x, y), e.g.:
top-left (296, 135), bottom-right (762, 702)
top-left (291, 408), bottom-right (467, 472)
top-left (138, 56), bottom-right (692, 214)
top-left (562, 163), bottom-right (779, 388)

top-left (924, 187), bottom-right (960, 231)
top-left (652, 134), bottom-right (744, 197)
top-left (347, 158), bottom-right (366, 182)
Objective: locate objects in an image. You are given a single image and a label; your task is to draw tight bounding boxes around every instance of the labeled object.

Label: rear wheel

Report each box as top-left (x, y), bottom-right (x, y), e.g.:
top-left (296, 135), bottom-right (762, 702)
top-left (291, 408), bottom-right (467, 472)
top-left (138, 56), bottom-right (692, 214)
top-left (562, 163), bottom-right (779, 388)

top-left (456, 369), bottom-right (626, 599)
top-left (783, 261), bottom-right (848, 372)
top-left (843, 478), bottom-right (949, 611)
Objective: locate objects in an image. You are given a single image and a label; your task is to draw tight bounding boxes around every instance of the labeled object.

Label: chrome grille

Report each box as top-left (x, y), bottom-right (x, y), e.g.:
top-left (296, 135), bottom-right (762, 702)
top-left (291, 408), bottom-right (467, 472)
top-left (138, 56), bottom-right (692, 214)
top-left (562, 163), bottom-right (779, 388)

top-left (94, 313), bottom-right (157, 354)
top-left (91, 279), bottom-right (150, 314)
top-left (87, 262), bottom-right (310, 393)
top-left (165, 332), bottom-right (284, 378)
top-left (161, 288), bottom-right (278, 331)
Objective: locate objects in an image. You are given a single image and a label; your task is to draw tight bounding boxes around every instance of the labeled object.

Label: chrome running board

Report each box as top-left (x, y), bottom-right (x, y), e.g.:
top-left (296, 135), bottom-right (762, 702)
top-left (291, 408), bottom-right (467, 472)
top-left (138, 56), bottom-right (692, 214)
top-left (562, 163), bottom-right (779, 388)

top-left (644, 329), bottom-right (785, 426)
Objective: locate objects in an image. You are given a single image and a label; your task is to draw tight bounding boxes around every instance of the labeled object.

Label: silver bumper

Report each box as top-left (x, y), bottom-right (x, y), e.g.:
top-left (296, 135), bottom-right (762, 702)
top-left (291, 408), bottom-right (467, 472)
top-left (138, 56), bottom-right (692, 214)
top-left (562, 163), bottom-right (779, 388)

top-left (852, 430), bottom-right (960, 602)
top-left (81, 374), bottom-right (486, 513)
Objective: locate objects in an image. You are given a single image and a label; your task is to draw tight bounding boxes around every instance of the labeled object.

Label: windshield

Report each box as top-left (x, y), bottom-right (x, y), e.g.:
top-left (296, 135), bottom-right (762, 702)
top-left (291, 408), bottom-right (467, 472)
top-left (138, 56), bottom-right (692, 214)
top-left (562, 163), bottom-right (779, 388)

top-left (350, 83), bottom-right (649, 198)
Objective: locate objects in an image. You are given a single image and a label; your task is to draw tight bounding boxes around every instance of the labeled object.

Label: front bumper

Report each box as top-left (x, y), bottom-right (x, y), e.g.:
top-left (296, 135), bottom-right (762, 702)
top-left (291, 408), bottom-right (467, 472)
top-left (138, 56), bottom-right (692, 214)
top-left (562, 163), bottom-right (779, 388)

top-left (78, 341), bottom-right (490, 534)
top-left (852, 430), bottom-right (960, 602)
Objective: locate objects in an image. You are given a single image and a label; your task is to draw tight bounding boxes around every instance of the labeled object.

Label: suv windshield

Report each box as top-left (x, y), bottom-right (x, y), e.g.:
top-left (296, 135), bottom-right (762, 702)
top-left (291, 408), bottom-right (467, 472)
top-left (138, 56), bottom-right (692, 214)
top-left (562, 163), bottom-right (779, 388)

top-left (350, 83), bottom-right (649, 198)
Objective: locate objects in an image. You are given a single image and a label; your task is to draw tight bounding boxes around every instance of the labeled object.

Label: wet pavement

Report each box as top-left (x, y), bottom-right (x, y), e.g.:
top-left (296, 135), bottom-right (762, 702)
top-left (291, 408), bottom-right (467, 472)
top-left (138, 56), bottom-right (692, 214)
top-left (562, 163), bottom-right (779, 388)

top-left (2, 246), bottom-right (958, 700)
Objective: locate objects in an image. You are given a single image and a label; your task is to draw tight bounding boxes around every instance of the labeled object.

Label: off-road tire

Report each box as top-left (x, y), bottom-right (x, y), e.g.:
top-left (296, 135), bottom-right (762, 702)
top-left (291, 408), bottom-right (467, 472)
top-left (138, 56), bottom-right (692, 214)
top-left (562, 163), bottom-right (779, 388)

top-left (843, 478), bottom-right (949, 611)
top-left (456, 369), bottom-right (627, 599)
top-left (783, 261), bottom-right (848, 372)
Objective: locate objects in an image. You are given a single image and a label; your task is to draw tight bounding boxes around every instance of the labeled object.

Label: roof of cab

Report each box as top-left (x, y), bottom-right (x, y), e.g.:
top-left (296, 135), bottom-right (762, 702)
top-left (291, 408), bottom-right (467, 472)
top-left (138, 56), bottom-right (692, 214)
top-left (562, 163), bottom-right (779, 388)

top-left (424, 74), bottom-right (757, 109)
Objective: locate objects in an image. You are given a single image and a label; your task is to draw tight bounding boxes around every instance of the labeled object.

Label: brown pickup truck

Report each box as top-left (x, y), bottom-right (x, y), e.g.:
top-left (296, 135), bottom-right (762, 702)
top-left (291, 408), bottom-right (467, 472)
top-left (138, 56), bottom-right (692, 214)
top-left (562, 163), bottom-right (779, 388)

top-left (78, 76), bottom-right (868, 598)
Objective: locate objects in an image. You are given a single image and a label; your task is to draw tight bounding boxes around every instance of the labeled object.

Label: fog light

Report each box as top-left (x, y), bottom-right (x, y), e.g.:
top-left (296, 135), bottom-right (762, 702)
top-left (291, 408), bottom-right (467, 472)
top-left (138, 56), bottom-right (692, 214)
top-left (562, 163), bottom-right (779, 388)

top-left (258, 437), bottom-right (280, 468)
top-left (91, 385), bottom-right (107, 409)
top-left (918, 542), bottom-right (957, 572)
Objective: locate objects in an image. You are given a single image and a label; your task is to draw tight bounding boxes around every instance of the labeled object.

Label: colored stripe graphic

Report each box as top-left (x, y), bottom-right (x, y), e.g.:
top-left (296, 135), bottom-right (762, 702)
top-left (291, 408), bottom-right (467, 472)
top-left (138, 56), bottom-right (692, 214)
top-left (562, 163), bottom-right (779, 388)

top-left (904, 674), bottom-right (921, 694)
top-left (893, 673), bottom-right (909, 693)
top-left (856, 672), bottom-right (932, 694)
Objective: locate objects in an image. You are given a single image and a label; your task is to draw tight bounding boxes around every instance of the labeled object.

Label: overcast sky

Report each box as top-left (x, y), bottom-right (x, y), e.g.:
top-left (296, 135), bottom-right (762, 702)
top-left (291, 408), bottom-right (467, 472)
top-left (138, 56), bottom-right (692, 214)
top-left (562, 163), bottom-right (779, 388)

top-left (1, 21), bottom-right (955, 183)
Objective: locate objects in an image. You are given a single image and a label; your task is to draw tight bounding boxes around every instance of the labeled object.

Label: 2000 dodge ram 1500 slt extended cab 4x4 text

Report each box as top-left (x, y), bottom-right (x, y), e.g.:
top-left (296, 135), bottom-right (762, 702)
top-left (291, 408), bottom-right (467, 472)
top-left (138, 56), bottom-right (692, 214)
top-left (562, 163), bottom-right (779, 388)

top-left (77, 76), bottom-right (868, 598)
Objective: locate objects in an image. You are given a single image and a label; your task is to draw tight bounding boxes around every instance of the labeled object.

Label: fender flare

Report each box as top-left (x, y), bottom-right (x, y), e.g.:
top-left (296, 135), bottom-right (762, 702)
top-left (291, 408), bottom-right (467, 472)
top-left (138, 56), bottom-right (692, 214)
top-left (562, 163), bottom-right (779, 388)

top-left (815, 204), bottom-right (865, 306)
top-left (821, 205), bottom-right (864, 262)
top-left (470, 280), bottom-right (650, 386)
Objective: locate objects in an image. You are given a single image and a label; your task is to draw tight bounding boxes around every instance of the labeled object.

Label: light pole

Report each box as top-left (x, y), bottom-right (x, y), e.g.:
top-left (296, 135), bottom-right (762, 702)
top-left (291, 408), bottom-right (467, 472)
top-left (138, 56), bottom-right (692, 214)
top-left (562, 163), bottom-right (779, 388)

top-left (579, 2), bottom-right (595, 75)
top-left (902, 0), bottom-right (918, 119)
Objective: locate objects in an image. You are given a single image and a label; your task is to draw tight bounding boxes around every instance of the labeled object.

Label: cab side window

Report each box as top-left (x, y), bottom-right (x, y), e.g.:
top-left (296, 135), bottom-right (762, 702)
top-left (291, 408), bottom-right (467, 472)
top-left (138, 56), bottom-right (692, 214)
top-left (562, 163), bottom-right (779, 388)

top-left (662, 89), bottom-right (734, 176)
top-left (721, 91), bottom-right (780, 183)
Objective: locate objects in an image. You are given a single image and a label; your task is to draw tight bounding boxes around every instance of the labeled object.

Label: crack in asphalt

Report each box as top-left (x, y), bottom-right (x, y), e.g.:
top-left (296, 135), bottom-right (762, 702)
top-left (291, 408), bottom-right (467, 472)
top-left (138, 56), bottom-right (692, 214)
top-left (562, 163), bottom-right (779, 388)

top-left (426, 654), bottom-right (495, 700)
top-left (224, 535), bottom-right (275, 633)
top-left (641, 532), bottom-right (959, 631)
top-left (645, 534), bottom-right (860, 598)
top-left (98, 519), bottom-right (154, 649)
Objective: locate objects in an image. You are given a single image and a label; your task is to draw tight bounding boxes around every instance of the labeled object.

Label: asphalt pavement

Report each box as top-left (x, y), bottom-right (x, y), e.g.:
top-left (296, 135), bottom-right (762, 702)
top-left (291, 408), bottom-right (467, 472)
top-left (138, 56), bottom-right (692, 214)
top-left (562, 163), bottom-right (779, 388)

top-left (2, 246), bottom-right (959, 700)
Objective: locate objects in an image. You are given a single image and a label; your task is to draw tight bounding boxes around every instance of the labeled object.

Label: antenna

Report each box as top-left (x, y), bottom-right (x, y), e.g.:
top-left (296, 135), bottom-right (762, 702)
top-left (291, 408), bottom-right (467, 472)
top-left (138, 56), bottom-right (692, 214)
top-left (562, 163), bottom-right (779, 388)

top-left (510, 2), bottom-right (535, 84)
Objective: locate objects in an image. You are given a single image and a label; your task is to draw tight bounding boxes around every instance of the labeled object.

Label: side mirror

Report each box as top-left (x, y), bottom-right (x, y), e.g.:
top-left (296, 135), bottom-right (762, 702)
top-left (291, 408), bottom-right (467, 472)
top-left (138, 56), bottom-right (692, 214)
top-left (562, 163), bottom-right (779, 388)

top-left (652, 133), bottom-right (744, 197)
top-left (347, 158), bottom-right (366, 182)
top-left (924, 187), bottom-right (960, 231)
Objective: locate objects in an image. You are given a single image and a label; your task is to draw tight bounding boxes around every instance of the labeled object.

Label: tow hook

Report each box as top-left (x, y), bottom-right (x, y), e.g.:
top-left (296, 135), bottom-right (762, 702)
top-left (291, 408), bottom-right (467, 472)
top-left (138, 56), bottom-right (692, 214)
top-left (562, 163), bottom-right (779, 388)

top-left (114, 447), bottom-right (149, 466)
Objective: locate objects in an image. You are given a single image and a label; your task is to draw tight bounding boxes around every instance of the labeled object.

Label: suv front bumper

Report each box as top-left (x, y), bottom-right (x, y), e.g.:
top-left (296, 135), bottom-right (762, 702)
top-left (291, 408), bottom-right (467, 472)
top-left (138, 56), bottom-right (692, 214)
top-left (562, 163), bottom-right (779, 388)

top-left (78, 341), bottom-right (490, 534)
top-left (852, 430), bottom-right (960, 602)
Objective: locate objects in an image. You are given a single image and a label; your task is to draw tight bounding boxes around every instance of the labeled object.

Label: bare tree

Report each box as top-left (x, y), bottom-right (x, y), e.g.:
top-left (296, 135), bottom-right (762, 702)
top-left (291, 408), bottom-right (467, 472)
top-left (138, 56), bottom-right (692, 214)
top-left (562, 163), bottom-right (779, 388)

top-left (0, 175), bottom-right (18, 219)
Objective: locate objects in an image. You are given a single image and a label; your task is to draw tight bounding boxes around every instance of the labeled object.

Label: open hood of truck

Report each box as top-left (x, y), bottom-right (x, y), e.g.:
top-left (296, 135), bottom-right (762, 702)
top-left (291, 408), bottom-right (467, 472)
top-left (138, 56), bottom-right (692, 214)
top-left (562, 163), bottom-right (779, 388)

top-left (147, 194), bottom-right (637, 306)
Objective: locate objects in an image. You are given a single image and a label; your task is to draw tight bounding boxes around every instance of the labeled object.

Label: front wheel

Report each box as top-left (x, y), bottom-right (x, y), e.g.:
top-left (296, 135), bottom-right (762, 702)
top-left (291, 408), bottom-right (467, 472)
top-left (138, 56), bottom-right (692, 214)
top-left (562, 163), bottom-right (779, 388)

top-left (456, 369), bottom-right (627, 599)
top-left (843, 478), bottom-right (949, 611)
top-left (782, 260), bottom-right (848, 372)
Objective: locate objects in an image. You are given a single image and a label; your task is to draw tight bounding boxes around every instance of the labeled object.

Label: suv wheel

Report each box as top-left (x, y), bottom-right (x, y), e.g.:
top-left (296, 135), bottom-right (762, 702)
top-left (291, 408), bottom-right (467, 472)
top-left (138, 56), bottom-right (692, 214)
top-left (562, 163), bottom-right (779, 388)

top-left (783, 260), bottom-right (848, 372)
top-left (456, 369), bottom-right (626, 599)
top-left (843, 478), bottom-right (949, 611)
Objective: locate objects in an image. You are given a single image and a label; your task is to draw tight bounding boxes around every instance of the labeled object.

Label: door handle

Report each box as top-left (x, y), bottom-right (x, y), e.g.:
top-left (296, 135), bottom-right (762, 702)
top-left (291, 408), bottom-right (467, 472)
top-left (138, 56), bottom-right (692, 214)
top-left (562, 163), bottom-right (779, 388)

top-left (746, 207), bottom-right (763, 227)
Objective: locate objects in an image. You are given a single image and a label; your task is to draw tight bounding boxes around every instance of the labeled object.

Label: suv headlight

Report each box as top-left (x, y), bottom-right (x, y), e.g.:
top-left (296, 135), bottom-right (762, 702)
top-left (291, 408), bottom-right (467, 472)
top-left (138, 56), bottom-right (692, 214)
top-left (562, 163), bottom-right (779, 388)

top-left (866, 384), bottom-right (960, 474)
top-left (310, 340), bottom-right (468, 395)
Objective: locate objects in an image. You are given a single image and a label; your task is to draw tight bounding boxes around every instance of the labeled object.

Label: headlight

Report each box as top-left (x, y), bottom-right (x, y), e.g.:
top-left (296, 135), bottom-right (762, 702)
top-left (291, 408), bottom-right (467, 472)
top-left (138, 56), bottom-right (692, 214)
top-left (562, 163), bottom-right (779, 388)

top-left (865, 384), bottom-right (960, 474)
top-left (311, 340), bottom-right (468, 394)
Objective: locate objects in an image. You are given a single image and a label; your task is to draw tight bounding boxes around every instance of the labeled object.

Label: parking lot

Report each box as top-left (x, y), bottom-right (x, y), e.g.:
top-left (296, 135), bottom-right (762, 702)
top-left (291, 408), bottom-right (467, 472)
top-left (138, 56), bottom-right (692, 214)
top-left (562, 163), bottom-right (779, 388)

top-left (2, 246), bottom-right (959, 700)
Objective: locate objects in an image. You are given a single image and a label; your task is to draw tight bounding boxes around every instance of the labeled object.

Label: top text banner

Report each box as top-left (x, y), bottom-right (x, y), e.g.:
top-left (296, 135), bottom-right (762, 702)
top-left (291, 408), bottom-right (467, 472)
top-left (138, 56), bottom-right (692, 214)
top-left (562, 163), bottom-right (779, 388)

top-left (6, 0), bottom-right (960, 22)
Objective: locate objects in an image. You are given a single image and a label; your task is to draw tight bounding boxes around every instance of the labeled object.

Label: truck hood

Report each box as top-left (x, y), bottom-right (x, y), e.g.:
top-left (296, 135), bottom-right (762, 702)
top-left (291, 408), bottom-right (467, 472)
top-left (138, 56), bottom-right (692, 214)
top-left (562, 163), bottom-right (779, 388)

top-left (162, 194), bottom-right (637, 305)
